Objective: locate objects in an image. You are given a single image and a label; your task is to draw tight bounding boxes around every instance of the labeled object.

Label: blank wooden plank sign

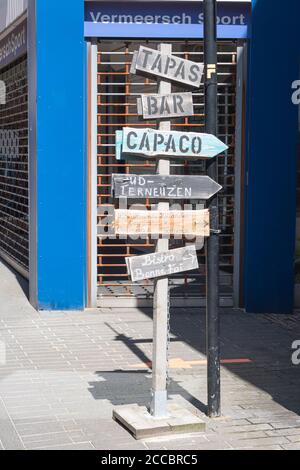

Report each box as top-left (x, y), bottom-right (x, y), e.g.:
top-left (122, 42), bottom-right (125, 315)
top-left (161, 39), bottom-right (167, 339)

top-left (113, 209), bottom-right (210, 237)
top-left (126, 245), bottom-right (199, 282)
top-left (111, 174), bottom-right (222, 200)
top-left (115, 127), bottom-right (228, 161)
top-left (137, 92), bottom-right (194, 120)
top-left (130, 46), bottom-right (204, 88)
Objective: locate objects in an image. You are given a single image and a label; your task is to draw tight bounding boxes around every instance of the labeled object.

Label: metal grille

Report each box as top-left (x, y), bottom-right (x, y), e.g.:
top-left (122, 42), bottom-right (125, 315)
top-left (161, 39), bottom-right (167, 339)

top-left (97, 40), bottom-right (236, 304)
top-left (0, 56), bottom-right (29, 273)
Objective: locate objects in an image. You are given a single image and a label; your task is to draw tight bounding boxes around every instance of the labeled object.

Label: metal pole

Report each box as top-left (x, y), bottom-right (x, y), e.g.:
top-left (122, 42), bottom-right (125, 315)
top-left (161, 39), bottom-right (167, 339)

top-left (150, 43), bottom-right (172, 418)
top-left (204, 0), bottom-right (221, 418)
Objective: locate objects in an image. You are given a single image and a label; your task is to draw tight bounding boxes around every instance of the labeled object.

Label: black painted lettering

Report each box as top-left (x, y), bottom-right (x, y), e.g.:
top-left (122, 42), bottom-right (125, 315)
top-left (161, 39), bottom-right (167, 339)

top-left (140, 132), bottom-right (151, 151)
top-left (160, 96), bottom-right (171, 114)
top-left (165, 134), bottom-right (176, 152)
top-left (164, 56), bottom-right (176, 75)
top-left (189, 63), bottom-right (200, 83)
top-left (192, 136), bottom-right (202, 154)
top-left (151, 53), bottom-right (162, 73)
top-left (141, 48), bottom-right (153, 68)
top-left (174, 94), bottom-right (184, 113)
top-left (154, 132), bottom-right (164, 151)
top-left (175, 61), bottom-right (185, 79)
top-left (127, 131), bottom-right (138, 149)
top-left (179, 135), bottom-right (189, 153)
top-left (148, 96), bottom-right (158, 115)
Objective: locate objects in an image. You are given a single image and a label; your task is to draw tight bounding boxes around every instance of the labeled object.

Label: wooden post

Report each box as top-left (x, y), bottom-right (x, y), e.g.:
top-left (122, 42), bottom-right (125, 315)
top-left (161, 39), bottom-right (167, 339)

top-left (150, 43), bottom-right (172, 418)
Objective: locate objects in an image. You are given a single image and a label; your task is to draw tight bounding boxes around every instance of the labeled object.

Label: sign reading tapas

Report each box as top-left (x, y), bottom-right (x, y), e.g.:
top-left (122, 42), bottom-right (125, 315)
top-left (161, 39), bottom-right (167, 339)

top-left (111, 174), bottom-right (222, 200)
top-left (115, 127), bottom-right (228, 160)
top-left (137, 92), bottom-right (194, 120)
top-left (131, 46), bottom-right (204, 88)
top-left (126, 245), bottom-right (199, 282)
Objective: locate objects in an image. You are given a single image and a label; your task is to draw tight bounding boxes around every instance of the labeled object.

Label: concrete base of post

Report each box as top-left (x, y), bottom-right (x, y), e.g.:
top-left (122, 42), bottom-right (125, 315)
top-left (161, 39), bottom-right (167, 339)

top-left (113, 402), bottom-right (206, 440)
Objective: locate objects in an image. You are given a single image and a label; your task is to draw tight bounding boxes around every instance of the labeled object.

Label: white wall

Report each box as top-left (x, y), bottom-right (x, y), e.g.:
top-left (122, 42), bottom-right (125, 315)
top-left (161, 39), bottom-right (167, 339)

top-left (0, 0), bottom-right (27, 34)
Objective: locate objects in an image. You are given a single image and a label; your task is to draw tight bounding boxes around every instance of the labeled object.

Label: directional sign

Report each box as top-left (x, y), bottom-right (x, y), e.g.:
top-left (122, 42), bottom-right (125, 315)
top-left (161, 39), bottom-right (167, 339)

top-left (137, 92), bottom-right (194, 120)
top-left (115, 127), bottom-right (228, 160)
top-left (111, 174), bottom-right (222, 200)
top-left (126, 245), bottom-right (199, 282)
top-left (113, 209), bottom-right (210, 237)
top-left (131, 46), bottom-right (204, 88)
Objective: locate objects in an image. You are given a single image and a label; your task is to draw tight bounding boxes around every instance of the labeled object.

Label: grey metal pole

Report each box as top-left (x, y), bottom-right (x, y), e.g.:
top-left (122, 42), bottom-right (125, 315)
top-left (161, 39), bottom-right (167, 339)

top-left (204, 0), bottom-right (221, 418)
top-left (150, 43), bottom-right (172, 418)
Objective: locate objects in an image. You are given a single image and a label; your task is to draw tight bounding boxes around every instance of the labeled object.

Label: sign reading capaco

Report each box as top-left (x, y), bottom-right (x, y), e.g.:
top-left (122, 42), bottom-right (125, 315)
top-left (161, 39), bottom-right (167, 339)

top-left (126, 245), bottom-right (199, 282)
top-left (116, 127), bottom-right (228, 160)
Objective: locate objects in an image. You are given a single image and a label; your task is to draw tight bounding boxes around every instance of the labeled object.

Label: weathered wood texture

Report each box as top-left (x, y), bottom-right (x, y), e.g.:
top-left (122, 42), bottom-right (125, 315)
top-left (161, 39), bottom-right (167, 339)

top-left (115, 127), bottom-right (228, 160)
top-left (126, 245), bottom-right (199, 282)
top-left (137, 92), bottom-right (194, 119)
top-left (113, 209), bottom-right (210, 237)
top-left (111, 174), bottom-right (222, 200)
top-left (130, 46), bottom-right (204, 88)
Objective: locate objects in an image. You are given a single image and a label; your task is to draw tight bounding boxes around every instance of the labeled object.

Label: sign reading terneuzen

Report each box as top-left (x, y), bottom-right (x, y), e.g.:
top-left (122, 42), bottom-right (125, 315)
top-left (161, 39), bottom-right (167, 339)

top-left (131, 46), bottom-right (204, 88)
top-left (126, 245), bottom-right (199, 282)
top-left (111, 174), bottom-right (222, 200)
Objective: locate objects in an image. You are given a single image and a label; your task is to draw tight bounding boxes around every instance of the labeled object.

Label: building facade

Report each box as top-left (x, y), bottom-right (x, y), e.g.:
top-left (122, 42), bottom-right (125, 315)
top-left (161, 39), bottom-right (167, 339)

top-left (0, 0), bottom-right (299, 313)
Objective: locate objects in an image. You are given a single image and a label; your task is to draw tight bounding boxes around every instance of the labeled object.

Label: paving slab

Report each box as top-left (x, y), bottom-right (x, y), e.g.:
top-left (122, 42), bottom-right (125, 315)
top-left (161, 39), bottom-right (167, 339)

top-left (0, 260), bottom-right (300, 450)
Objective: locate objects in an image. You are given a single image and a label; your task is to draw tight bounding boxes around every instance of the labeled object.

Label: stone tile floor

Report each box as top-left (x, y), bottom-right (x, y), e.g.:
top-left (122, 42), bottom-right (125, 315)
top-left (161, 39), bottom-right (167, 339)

top-left (0, 261), bottom-right (300, 450)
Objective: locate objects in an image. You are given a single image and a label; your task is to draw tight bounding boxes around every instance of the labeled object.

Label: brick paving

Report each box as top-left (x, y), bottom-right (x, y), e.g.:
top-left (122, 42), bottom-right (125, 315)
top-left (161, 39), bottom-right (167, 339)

top-left (0, 261), bottom-right (300, 450)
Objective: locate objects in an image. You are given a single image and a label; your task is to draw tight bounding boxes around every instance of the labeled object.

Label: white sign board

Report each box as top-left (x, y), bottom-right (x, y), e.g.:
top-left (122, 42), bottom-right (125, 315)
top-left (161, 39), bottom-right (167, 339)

top-left (115, 127), bottom-right (228, 160)
top-left (126, 245), bottom-right (199, 282)
top-left (113, 209), bottom-right (210, 237)
top-left (131, 46), bottom-right (204, 88)
top-left (137, 92), bottom-right (194, 120)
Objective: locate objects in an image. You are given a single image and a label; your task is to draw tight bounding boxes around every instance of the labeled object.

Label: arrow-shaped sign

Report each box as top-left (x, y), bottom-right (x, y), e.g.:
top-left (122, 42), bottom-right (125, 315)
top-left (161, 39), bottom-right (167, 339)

top-left (131, 46), bottom-right (204, 88)
top-left (115, 127), bottom-right (228, 161)
top-left (113, 209), bottom-right (210, 237)
top-left (126, 245), bottom-right (199, 282)
top-left (111, 174), bottom-right (222, 200)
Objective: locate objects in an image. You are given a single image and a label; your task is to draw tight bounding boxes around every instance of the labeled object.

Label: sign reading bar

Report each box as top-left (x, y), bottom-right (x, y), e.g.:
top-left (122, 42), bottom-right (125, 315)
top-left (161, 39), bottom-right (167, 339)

top-left (131, 46), bottom-right (204, 88)
top-left (112, 174), bottom-right (222, 200)
top-left (137, 92), bottom-right (194, 120)
top-left (113, 209), bottom-right (210, 237)
top-left (115, 127), bottom-right (228, 160)
top-left (126, 245), bottom-right (199, 282)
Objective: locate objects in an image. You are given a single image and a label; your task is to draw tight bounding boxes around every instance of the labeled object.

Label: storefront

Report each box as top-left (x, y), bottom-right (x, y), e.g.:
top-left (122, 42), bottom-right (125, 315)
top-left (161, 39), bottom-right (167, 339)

top-left (0, 0), bottom-right (299, 313)
top-left (0, 9), bottom-right (28, 279)
top-left (85, 1), bottom-right (251, 308)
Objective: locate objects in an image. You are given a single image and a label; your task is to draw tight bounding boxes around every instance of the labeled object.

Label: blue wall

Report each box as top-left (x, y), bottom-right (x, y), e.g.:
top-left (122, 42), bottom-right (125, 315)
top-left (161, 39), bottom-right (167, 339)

top-left (29, 0), bottom-right (86, 310)
top-left (244, 0), bottom-right (300, 313)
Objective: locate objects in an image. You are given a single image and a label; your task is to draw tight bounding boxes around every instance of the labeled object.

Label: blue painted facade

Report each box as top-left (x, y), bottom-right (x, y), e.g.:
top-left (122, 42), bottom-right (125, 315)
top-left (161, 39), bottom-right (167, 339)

top-left (244, 0), bottom-right (300, 313)
top-left (28, 0), bottom-right (86, 309)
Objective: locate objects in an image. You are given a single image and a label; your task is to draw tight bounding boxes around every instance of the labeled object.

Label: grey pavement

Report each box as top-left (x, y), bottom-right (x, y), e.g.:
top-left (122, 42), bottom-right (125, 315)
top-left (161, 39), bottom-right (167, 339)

top-left (0, 260), bottom-right (300, 450)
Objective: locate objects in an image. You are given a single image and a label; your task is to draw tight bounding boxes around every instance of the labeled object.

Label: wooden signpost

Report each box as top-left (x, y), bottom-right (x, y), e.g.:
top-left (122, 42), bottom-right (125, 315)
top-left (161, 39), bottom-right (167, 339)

top-left (112, 174), bottom-right (222, 200)
top-left (113, 209), bottom-right (210, 237)
top-left (137, 92), bottom-right (194, 120)
top-left (131, 45), bottom-right (204, 88)
top-left (113, 42), bottom-right (223, 434)
top-left (126, 245), bottom-right (199, 282)
top-left (115, 127), bottom-right (228, 160)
